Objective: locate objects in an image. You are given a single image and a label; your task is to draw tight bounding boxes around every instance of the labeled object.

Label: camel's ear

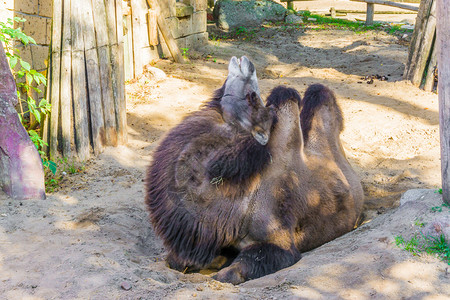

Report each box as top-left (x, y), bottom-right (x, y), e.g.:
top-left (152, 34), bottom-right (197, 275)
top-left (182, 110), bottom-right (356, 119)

top-left (246, 92), bottom-right (259, 108)
top-left (228, 56), bottom-right (241, 77)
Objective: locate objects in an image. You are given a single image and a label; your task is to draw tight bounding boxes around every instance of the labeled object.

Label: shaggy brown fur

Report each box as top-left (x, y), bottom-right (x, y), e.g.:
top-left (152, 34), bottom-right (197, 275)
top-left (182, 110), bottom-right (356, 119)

top-left (213, 84), bottom-right (364, 284)
top-left (145, 81), bottom-right (276, 271)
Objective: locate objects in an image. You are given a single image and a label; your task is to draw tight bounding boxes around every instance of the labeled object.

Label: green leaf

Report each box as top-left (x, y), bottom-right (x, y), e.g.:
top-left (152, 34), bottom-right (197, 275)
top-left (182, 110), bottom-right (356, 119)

top-left (47, 160), bottom-right (57, 174)
top-left (20, 60), bottom-right (31, 71)
top-left (26, 72), bottom-right (33, 84)
top-left (9, 56), bottom-right (18, 68)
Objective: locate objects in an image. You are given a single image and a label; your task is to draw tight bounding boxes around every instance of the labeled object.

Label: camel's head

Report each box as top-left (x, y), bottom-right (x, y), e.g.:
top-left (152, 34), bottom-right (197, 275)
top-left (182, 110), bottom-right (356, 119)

top-left (221, 56), bottom-right (270, 142)
top-left (246, 92), bottom-right (276, 145)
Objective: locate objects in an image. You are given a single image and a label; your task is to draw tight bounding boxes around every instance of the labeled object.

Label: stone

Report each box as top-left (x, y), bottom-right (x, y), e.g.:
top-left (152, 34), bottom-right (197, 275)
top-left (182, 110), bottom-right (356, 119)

top-left (120, 281), bottom-right (132, 291)
top-left (38, 0), bottom-right (52, 18)
top-left (14, 0), bottom-right (38, 15)
top-left (285, 14), bottom-right (303, 24)
top-left (185, 32), bottom-right (208, 49)
top-left (0, 42), bottom-right (46, 200)
top-left (192, 0), bottom-right (208, 12)
top-left (399, 189), bottom-right (431, 206)
top-left (22, 15), bottom-right (48, 45)
top-left (400, 24), bottom-right (415, 30)
top-left (176, 4), bottom-right (194, 18)
top-left (213, 0), bottom-right (287, 31)
top-left (421, 215), bottom-right (450, 242)
top-left (31, 45), bottom-right (49, 71)
top-left (192, 11), bottom-right (207, 34)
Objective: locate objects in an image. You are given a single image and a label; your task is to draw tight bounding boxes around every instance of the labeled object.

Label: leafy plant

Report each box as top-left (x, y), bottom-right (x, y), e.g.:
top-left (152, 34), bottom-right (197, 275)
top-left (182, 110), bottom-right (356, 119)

top-left (395, 233), bottom-right (450, 265)
top-left (181, 47), bottom-right (189, 59)
top-left (0, 17), bottom-right (55, 175)
top-left (299, 10), bottom-right (412, 35)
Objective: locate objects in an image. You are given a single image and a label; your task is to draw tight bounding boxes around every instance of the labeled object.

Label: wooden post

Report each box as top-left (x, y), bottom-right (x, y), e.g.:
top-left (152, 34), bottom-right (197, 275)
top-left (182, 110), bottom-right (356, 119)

top-left (366, 3), bottom-right (374, 25)
top-left (410, 0), bottom-right (436, 87)
top-left (287, 0), bottom-right (293, 10)
top-left (49, 0), bottom-right (62, 160)
top-left (115, 0), bottom-right (127, 145)
top-left (84, 0), bottom-right (106, 155)
top-left (91, 0), bottom-right (118, 146)
top-left (423, 38), bottom-right (437, 92)
top-left (437, 0), bottom-right (450, 204)
top-left (148, 9), bottom-right (159, 46)
top-left (71, 0), bottom-right (90, 160)
top-left (148, 0), bottom-right (185, 63)
top-left (60, 0), bottom-right (73, 157)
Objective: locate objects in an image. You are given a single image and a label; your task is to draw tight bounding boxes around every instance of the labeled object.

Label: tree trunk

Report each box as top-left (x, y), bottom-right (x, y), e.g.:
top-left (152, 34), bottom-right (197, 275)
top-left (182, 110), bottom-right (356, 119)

top-left (437, 0), bottom-right (450, 204)
top-left (0, 42), bottom-right (46, 200)
top-left (46, 0), bottom-right (127, 160)
top-left (404, 0), bottom-right (437, 90)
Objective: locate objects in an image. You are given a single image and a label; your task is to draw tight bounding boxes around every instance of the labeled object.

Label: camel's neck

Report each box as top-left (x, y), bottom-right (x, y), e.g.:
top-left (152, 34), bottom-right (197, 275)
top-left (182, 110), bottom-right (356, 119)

top-left (268, 103), bottom-right (305, 163)
top-left (305, 108), bottom-right (346, 162)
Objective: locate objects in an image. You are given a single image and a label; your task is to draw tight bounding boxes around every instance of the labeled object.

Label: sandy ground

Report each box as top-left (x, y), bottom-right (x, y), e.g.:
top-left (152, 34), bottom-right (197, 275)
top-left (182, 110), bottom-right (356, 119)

top-left (1, 19), bottom-right (449, 299)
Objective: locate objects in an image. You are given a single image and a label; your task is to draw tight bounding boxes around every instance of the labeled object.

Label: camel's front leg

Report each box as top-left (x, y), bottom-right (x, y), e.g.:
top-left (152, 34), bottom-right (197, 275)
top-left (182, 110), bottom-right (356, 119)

top-left (212, 243), bottom-right (301, 284)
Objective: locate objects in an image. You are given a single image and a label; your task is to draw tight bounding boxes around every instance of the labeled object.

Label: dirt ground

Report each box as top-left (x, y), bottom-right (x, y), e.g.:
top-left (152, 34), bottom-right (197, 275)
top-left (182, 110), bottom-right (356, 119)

top-left (1, 17), bottom-right (449, 299)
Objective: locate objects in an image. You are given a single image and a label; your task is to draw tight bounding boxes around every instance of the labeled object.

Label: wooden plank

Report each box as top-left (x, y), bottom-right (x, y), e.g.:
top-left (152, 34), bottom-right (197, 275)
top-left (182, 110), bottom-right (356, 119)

top-left (411, 0), bottom-right (436, 86)
top-left (84, 0), bottom-right (105, 154)
top-left (105, 0), bottom-right (126, 144)
top-left (366, 3), bottom-right (374, 25)
top-left (91, 0), bottom-right (118, 146)
top-left (404, 0), bottom-right (433, 82)
top-left (42, 46), bottom-right (51, 156)
top-left (71, 0), bottom-right (90, 160)
top-left (148, 0), bottom-right (185, 63)
top-left (49, 0), bottom-right (62, 160)
top-left (131, 0), bottom-right (150, 76)
top-left (123, 13), bottom-right (134, 81)
top-left (437, 0), bottom-right (450, 204)
top-left (60, 0), bottom-right (73, 158)
top-left (423, 39), bottom-right (437, 92)
top-left (116, 0), bottom-right (127, 144)
top-left (350, 0), bottom-right (419, 11)
top-left (148, 9), bottom-right (159, 46)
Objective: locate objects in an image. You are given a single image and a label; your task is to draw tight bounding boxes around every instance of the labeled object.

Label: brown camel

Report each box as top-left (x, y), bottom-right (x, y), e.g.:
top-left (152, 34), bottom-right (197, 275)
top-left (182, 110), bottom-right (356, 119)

top-left (145, 56), bottom-right (276, 271)
top-left (213, 84), bottom-right (364, 284)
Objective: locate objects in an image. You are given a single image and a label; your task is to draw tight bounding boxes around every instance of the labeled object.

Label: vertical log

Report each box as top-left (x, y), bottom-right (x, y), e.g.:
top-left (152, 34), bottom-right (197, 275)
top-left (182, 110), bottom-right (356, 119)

top-left (123, 6), bottom-right (134, 81)
top-left (423, 38), bottom-right (437, 92)
top-left (60, 0), bottom-right (73, 157)
top-left (148, 0), bottom-right (185, 63)
top-left (410, 0), bottom-right (436, 86)
top-left (48, 0), bottom-right (63, 160)
top-left (42, 47), bottom-right (51, 155)
top-left (404, 0), bottom-right (434, 81)
top-left (83, 0), bottom-right (106, 155)
top-left (115, 0), bottom-right (128, 144)
top-left (366, 3), bottom-right (374, 26)
top-left (105, 0), bottom-right (126, 145)
top-left (91, 0), bottom-right (117, 146)
top-left (437, 0), bottom-right (450, 204)
top-left (131, 0), bottom-right (150, 76)
top-left (71, 0), bottom-right (90, 160)
top-left (148, 9), bottom-right (159, 46)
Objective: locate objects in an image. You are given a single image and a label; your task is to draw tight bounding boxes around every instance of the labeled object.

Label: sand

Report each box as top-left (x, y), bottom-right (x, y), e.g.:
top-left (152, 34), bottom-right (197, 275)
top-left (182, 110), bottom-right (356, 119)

top-left (1, 19), bottom-right (448, 299)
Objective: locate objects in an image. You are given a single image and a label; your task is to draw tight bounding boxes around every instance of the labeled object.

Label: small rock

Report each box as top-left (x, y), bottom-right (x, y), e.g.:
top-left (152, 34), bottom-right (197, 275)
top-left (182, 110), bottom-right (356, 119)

top-left (401, 24), bottom-right (414, 30)
top-left (402, 33), bottom-right (408, 39)
top-left (121, 281), bottom-right (132, 291)
top-left (308, 17), bottom-right (317, 22)
top-left (285, 14), bottom-right (303, 24)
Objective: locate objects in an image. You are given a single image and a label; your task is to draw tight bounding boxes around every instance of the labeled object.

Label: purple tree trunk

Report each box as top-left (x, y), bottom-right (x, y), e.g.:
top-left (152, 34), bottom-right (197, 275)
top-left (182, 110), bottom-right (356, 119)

top-left (0, 42), bottom-right (46, 200)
